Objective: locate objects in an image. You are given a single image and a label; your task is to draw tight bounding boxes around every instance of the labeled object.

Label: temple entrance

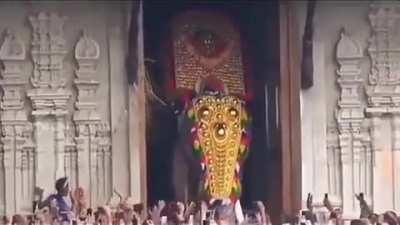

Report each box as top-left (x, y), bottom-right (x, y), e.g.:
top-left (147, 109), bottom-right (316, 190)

top-left (143, 1), bottom-right (282, 222)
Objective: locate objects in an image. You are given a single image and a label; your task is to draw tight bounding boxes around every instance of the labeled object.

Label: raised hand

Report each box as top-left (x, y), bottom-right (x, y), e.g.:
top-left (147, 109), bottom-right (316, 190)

top-left (148, 201), bottom-right (165, 225)
top-left (158, 201), bottom-right (166, 213)
top-left (355, 193), bottom-right (372, 219)
top-left (176, 202), bottom-right (185, 222)
top-left (184, 202), bottom-right (197, 219)
top-left (201, 201), bottom-right (208, 222)
top-left (255, 201), bottom-right (267, 225)
top-left (34, 187), bottom-right (45, 201)
top-left (323, 193), bottom-right (334, 212)
top-left (307, 193), bottom-right (313, 212)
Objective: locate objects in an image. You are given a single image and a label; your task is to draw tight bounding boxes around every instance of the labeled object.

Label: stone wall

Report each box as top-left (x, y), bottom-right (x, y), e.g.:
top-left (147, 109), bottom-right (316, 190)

top-left (0, 1), bottom-right (135, 215)
top-left (298, 0), bottom-right (400, 217)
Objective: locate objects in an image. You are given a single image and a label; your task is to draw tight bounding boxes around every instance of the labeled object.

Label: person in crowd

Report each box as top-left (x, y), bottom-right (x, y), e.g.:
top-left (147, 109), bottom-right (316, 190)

top-left (95, 206), bottom-right (112, 225)
top-left (73, 187), bottom-right (87, 223)
top-left (356, 193), bottom-right (373, 220)
top-left (1, 216), bottom-right (10, 225)
top-left (11, 215), bottom-right (28, 225)
top-left (214, 202), bottom-right (236, 225)
top-left (36, 177), bottom-right (75, 225)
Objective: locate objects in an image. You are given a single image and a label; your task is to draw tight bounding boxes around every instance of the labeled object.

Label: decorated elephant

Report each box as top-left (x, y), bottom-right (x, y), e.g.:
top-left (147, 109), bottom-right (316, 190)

top-left (172, 76), bottom-right (251, 203)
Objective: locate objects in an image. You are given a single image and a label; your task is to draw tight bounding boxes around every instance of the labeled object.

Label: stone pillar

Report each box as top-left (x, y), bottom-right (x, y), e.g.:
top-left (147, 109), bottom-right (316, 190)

top-left (335, 29), bottom-right (365, 216)
top-left (365, 4), bottom-right (400, 213)
top-left (64, 122), bottom-right (77, 189)
top-left (326, 126), bottom-right (341, 201)
top-left (73, 30), bottom-right (111, 206)
top-left (109, 23), bottom-right (130, 198)
top-left (76, 124), bottom-right (90, 198)
top-left (0, 149), bottom-right (4, 215)
top-left (392, 114), bottom-right (400, 210)
top-left (55, 116), bottom-right (66, 179)
top-left (338, 132), bottom-right (354, 214)
top-left (33, 117), bottom-right (56, 193)
top-left (89, 124), bottom-right (98, 206)
top-left (127, 1), bottom-right (147, 205)
top-left (27, 12), bottom-right (71, 194)
top-left (370, 115), bottom-right (395, 212)
top-left (2, 126), bottom-right (16, 214)
top-left (0, 29), bottom-right (34, 214)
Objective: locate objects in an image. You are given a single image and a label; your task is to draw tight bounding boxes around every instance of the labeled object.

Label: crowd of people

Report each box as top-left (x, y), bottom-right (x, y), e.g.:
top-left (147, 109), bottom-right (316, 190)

top-left (0, 178), bottom-right (399, 225)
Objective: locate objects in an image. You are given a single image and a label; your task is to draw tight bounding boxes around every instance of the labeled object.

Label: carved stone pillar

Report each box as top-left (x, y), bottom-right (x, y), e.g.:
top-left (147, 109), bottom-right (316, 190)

top-left (64, 122), bottom-right (77, 189)
top-left (73, 30), bottom-right (111, 206)
top-left (55, 116), bottom-right (66, 179)
top-left (365, 4), bottom-right (400, 212)
top-left (15, 123), bottom-right (34, 212)
top-left (96, 123), bottom-right (111, 204)
top-left (0, 29), bottom-right (34, 214)
top-left (352, 132), bottom-right (366, 209)
top-left (335, 29), bottom-right (365, 216)
top-left (0, 148), bottom-right (4, 214)
top-left (89, 124), bottom-right (98, 206)
top-left (33, 117), bottom-right (57, 194)
top-left (75, 123), bottom-right (90, 198)
top-left (359, 126), bottom-right (373, 203)
top-left (326, 126), bottom-right (341, 203)
top-left (27, 12), bottom-right (71, 194)
top-left (392, 114), bottom-right (400, 210)
top-left (338, 132), bottom-right (354, 214)
top-left (2, 126), bottom-right (16, 214)
top-left (369, 115), bottom-right (394, 212)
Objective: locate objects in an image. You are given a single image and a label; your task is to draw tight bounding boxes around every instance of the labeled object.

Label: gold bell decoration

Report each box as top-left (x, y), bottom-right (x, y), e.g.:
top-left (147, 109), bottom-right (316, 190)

top-left (189, 94), bottom-right (250, 200)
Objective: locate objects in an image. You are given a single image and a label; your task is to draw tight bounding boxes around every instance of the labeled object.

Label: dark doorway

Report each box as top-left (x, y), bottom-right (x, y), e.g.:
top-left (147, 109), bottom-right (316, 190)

top-left (143, 1), bottom-right (281, 223)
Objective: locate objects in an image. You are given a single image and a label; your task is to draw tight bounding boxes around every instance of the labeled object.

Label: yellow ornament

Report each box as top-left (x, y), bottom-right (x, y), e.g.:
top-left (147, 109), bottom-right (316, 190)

top-left (193, 95), bottom-right (247, 199)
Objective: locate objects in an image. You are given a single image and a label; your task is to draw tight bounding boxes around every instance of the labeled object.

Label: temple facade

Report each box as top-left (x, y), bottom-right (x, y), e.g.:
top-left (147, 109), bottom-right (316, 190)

top-left (0, 1), bottom-right (145, 215)
top-left (0, 0), bottom-right (400, 222)
top-left (298, 0), bottom-right (400, 218)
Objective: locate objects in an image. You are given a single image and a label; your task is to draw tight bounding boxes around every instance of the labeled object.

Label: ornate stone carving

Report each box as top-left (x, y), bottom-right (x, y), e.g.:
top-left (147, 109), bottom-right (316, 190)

top-left (74, 121), bottom-right (111, 206)
top-left (336, 29), bottom-right (364, 133)
top-left (74, 30), bottom-right (101, 121)
top-left (0, 28), bottom-right (35, 214)
top-left (28, 12), bottom-right (68, 89)
top-left (365, 3), bottom-right (400, 212)
top-left (27, 12), bottom-right (71, 115)
top-left (0, 29), bottom-right (24, 60)
top-left (73, 30), bottom-right (111, 206)
top-left (391, 114), bottom-right (400, 210)
top-left (326, 125), bottom-right (341, 202)
top-left (327, 3), bottom-right (400, 214)
top-left (0, 29), bottom-right (26, 114)
top-left (0, 148), bottom-right (4, 215)
top-left (64, 121), bottom-right (78, 189)
top-left (27, 12), bottom-right (72, 195)
top-left (366, 4), bottom-right (400, 111)
top-left (0, 6), bottom-right (130, 214)
top-left (334, 29), bottom-right (373, 215)
top-left (75, 30), bottom-right (100, 60)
